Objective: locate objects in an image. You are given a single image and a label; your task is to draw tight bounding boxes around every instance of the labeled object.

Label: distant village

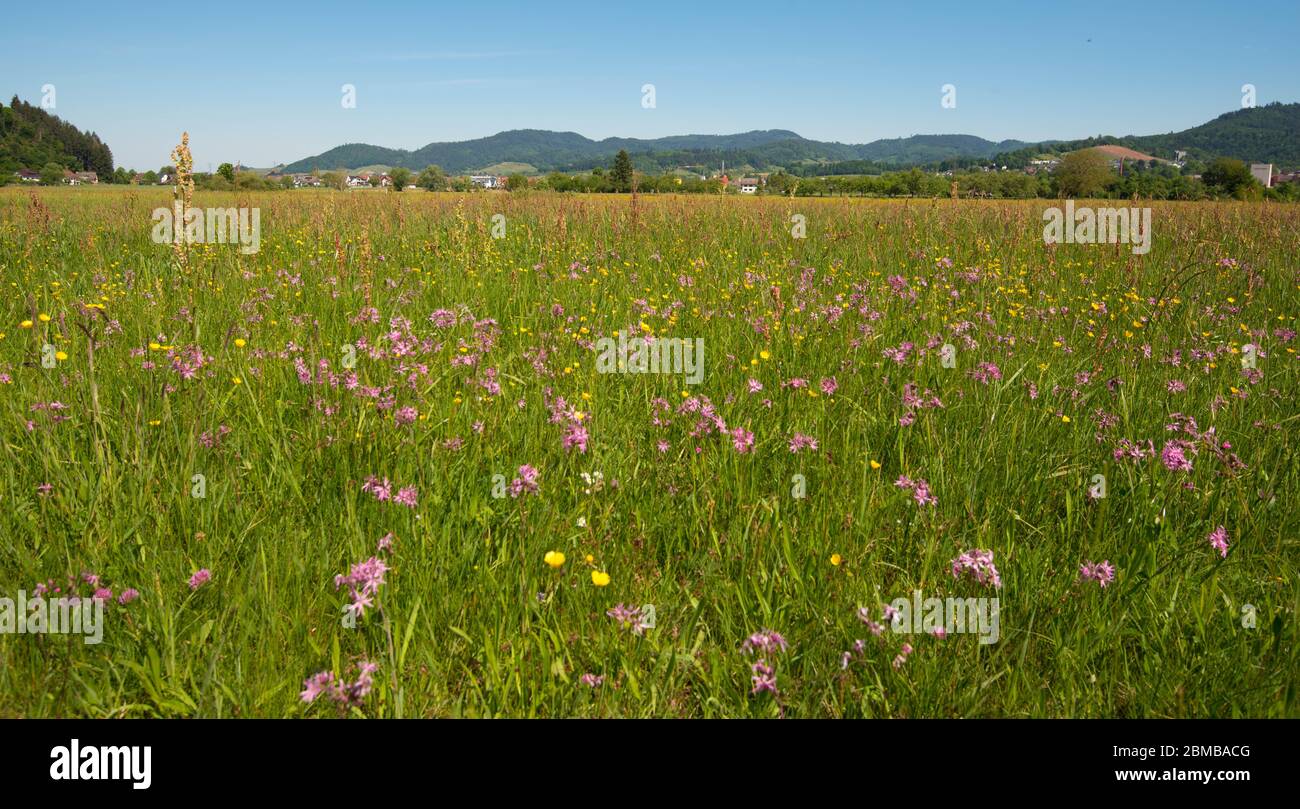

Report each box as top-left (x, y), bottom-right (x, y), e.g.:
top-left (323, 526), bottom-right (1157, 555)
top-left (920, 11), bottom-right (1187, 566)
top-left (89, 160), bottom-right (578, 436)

top-left (990, 144), bottom-right (1296, 187)
top-left (11, 146), bottom-right (1297, 196)
top-left (10, 165), bottom-right (775, 192)
top-left (250, 169), bottom-right (769, 192)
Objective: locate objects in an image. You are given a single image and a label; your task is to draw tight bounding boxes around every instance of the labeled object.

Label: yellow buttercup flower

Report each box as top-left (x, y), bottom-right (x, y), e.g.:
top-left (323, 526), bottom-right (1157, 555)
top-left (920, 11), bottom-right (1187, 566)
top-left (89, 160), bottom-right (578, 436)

top-left (830, 553), bottom-right (843, 566)
top-left (870, 460), bottom-right (881, 470)
top-left (234, 338), bottom-right (247, 348)
top-left (544, 550), bottom-right (566, 569)
top-left (54, 351), bottom-right (68, 361)
top-left (38, 313), bottom-right (50, 322)
top-left (591, 570), bottom-right (610, 587)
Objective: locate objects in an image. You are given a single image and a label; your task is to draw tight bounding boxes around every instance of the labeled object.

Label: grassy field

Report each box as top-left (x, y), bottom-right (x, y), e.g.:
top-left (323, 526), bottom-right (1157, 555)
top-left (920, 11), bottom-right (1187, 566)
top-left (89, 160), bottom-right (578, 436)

top-left (0, 187), bottom-right (1295, 718)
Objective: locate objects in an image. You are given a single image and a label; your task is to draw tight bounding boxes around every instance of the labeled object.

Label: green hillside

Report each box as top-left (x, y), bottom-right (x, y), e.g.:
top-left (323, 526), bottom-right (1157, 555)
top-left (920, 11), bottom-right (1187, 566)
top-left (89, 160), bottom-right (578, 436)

top-left (1128, 103), bottom-right (1300, 166)
top-left (992, 103), bottom-right (1300, 170)
top-left (0, 96), bottom-right (115, 178)
top-left (283, 103), bottom-right (1300, 175)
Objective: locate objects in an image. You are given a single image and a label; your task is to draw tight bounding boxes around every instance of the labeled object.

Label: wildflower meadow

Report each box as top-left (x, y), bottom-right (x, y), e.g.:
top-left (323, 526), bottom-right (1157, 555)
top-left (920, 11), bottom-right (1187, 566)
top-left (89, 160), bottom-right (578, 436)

top-left (0, 186), bottom-right (1295, 718)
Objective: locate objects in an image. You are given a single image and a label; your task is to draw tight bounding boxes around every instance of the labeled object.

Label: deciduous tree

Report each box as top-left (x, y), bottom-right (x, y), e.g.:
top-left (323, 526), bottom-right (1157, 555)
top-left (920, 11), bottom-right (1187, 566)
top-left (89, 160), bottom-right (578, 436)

top-left (1054, 149), bottom-right (1113, 197)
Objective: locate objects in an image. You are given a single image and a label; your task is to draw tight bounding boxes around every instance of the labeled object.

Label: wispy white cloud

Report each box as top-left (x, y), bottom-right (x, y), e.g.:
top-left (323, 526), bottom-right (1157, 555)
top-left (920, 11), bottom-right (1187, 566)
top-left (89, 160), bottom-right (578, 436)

top-left (376, 50), bottom-right (547, 62)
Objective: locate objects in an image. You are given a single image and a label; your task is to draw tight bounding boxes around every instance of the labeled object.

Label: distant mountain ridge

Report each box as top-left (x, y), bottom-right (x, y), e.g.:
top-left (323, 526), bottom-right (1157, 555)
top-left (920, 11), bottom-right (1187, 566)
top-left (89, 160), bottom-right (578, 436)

top-left (280, 103), bottom-right (1300, 174)
top-left (281, 129), bottom-right (1028, 174)
top-left (855, 134), bottom-right (1031, 163)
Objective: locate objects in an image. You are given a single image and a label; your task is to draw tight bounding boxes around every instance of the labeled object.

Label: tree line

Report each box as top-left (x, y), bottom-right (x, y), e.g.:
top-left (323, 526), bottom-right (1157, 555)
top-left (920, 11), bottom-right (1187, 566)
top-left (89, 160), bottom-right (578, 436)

top-left (487, 150), bottom-right (1300, 202)
top-left (12, 137), bottom-right (1293, 203)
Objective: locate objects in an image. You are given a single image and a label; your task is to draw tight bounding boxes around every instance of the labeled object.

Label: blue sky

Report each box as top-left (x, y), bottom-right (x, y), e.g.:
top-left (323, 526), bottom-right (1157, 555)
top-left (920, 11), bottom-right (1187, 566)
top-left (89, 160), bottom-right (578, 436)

top-left (4, 0), bottom-right (1298, 170)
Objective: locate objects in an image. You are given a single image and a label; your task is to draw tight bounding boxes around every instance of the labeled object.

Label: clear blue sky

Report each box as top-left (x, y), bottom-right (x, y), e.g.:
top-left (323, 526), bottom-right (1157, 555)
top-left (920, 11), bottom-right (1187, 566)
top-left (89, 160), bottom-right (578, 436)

top-left (4, 0), bottom-right (1298, 170)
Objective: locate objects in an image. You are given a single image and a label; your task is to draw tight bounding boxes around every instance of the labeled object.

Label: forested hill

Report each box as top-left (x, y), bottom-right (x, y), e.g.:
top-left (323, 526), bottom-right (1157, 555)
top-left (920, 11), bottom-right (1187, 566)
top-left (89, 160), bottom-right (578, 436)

top-left (284, 104), bottom-right (1300, 175)
top-left (993, 103), bottom-right (1300, 170)
top-left (0, 96), bottom-right (115, 177)
top-left (282, 129), bottom-right (1027, 174)
top-left (1128, 103), bottom-right (1300, 166)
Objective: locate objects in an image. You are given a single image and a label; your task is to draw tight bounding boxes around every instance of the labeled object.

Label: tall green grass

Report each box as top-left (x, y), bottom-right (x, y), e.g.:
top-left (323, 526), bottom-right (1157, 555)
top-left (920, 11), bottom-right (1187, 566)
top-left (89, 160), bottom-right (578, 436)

top-left (0, 187), bottom-right (1295, 717)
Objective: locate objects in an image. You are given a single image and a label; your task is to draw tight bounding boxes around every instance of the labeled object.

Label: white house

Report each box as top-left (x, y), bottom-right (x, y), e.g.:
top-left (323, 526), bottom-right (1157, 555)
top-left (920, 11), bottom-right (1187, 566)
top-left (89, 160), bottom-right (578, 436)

top-left (737, 177), bottom-right (760, 194)
top-left (1250, 163), bottom-right (1273, 188)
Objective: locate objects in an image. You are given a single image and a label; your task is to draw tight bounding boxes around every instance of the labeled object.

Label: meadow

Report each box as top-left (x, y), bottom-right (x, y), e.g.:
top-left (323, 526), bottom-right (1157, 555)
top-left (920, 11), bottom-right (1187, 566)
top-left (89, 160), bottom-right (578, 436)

top-left (0, 186), bottom-right (1295, 718)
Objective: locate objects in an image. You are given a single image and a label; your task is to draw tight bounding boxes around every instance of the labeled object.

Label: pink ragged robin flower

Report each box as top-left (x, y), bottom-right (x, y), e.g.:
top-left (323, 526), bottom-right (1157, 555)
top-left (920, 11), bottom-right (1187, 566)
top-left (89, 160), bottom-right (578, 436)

top-left (950, 549), bottom-right (1002, 589)
top-left (1208, 525), bottom-right (1230, 558)
top-left (1078, 560), bottom-right (1116, 587)
top-left (509, 464), bottom-right (540, 497)
top-left (787, 433), bottom-right (818, 453)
